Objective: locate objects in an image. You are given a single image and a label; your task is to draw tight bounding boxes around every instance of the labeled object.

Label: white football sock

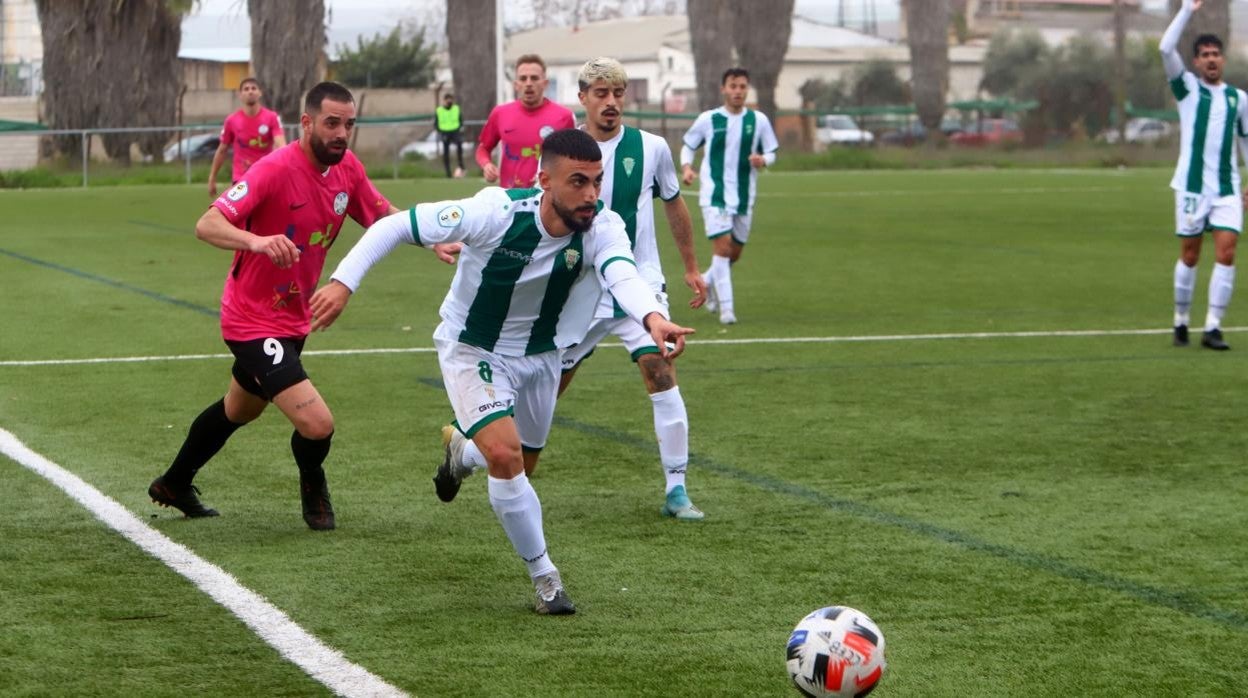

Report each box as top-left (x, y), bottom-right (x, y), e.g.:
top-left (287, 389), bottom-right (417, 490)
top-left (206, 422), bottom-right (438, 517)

top-left (710, 255), bottom-right (734, 313)
top-left (488, 473), bottom-right (555, 578)
top-left (1205, 262), bottom-right (1235, 331)
top-left (650, 386), bottom-right (689, 494)
top-left (1174, 259), bottom-right (1196, 326)
top-left (463, 438), bottom-right (488, 471)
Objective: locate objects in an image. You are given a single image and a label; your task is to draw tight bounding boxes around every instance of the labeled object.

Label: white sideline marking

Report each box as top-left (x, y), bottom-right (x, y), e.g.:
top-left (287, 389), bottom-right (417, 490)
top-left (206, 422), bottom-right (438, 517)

top-left (679, 185), bottom-right (1124, 199)
top-left (0, 427), bottom-right (407, 698)
top-left (0, 326), bottom-right (1230, 367)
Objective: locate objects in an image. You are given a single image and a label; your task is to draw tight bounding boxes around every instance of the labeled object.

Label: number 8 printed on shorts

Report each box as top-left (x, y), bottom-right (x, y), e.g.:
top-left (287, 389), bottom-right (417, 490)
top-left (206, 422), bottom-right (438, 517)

top-left (263, 338), bottom-right (284, 366)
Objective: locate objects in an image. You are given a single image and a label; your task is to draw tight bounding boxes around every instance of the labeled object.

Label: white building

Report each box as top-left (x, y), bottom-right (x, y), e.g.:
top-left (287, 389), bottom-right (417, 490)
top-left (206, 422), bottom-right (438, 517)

top-left (501, 13), bottom-right (987, 112)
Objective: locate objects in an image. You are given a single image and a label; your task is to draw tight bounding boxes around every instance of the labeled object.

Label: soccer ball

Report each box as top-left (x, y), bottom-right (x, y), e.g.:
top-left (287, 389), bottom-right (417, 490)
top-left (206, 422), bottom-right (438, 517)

top-left (785, 606), bottom-right (886, 697)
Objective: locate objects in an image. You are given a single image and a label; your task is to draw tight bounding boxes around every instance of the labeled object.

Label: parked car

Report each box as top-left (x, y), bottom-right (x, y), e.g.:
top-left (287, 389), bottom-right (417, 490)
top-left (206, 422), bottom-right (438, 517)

top-left (1101, 117), bottom-right (1174, 144)
top-left (162, 133), bottom-right (220, 163)
top-left (399, 130), bottom-right (475, 160)
top-left (816, 114), bottom-right (873, 145)
top-left (879, 119), bottom-right (964, 146)
top-left (949, 119), bottom-right (1023, 146)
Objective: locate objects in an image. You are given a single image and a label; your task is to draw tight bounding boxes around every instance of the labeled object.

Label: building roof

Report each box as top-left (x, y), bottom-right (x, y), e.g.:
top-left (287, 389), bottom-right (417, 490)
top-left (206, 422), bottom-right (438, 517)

top-left (504, 14), bottom-right (893, 64)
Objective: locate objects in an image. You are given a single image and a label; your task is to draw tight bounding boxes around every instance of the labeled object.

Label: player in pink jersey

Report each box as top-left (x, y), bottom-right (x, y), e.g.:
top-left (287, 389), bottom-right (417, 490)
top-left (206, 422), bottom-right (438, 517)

top-left (475, 54), bottom-right (576, 188)
top-left (148, 82), bottom-right (398, 531)
top-left (208, 77), bottom-right (286, 198)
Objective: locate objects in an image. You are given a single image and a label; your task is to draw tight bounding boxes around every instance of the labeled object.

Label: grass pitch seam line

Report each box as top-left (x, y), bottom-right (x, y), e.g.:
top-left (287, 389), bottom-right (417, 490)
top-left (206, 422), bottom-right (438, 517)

top-left (0, 426), bottom-right (409, 698)
top-left (2, 326), bottom-right (1241, 367)
top-left (548, 415), bottom-right (1248, 634)
top-left (0, 247), bottom-right (219, 318)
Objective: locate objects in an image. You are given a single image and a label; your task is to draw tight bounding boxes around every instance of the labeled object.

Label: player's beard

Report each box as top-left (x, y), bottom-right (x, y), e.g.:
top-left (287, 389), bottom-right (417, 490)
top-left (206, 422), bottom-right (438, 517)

top-left (310, 132), bottom-right (348, 166)
top-left (552, 197), bottom-right (596, 234)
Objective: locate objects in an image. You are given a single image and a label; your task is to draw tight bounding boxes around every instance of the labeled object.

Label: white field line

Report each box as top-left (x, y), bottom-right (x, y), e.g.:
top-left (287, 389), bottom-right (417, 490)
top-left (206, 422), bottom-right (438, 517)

top-left (0, 326), bottom-right (1228, 368)
top-left (0, 427), bottom-right (407, 698)
top-left (679, 185), bottom-right (1125, 199)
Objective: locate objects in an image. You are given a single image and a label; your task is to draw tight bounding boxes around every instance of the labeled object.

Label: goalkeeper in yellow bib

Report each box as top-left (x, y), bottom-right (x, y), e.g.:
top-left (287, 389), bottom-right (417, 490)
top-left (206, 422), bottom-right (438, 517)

top-left (558, 57), bottom-right (709, 520)
top-left (681, 67), bottom-right (779, 325)
top-left (1163, 0), bottom-right (1248, 350)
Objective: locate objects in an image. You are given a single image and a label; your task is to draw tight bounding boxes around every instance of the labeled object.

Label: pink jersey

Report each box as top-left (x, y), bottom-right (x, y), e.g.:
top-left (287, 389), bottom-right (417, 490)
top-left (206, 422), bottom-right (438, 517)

top-left (211, 143), bottom-right (391, 341)
top-left (475, 99), bottom-right (576, 188)
top-left (220, 108), bottom-right (284, 182)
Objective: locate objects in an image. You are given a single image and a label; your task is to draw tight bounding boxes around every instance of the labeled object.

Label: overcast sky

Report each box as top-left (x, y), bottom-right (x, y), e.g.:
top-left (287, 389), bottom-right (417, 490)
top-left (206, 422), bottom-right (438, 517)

top-left (179, 0), bottom-right (904, 50)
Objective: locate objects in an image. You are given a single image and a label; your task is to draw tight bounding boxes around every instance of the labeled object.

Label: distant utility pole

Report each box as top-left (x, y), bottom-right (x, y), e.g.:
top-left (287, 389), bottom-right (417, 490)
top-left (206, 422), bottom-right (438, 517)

top-left (1114, 0), bottom-right (1127, 143)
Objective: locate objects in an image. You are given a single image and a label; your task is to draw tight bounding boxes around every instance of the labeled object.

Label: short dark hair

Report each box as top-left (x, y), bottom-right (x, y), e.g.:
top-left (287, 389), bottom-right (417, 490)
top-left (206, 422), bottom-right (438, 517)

top-left (1194, 34), bottom-right (1224, 56)
top-left (239, 77), bottom-right (260, 91)
top-left (722, 67), bottom-right (750, 85)
top-left (516, 54), bottom-right (547, 73)
top-left (540, 128), bottom-right (602, 170)
top-left (304, 81), bottom-right (354, 114)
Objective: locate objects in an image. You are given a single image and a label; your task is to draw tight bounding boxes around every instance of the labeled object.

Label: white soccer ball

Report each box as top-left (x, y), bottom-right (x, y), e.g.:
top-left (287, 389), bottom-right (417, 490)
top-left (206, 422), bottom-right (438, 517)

top-left (785, 606), bottom-right (886, 697)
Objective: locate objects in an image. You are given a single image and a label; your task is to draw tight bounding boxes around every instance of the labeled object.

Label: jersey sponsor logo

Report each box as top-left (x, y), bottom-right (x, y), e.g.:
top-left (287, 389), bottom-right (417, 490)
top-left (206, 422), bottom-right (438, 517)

top-left (539, 125), bottom-right (555, 139)
top-left (437, 205), bottom-right (465, 228)
top-left (622, 157), bottom-right (636, 177)
top-left (495, 247), bottom-right (534, 264)
top-left (563, 248), bottom-right (580, 270)
top-left (333, 192), bottom-right (348, 216)
top-left (289, 201), bottom-right (307, 210)
top-left (226, 181), bottom-right (248, 202)
top-left (477, 400), bottom-right (506, 413)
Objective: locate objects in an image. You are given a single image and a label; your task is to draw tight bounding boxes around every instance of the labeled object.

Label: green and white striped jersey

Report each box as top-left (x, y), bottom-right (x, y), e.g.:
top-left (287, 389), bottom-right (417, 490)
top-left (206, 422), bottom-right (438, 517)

top-left (1169, 72), bottom-right (1248, 196)
top-left (403, 187), bottom-right (652, 356)
top-left (682, 107), bottom-right (779, 213)
top-left (593, 125), bottom-right (682, 319)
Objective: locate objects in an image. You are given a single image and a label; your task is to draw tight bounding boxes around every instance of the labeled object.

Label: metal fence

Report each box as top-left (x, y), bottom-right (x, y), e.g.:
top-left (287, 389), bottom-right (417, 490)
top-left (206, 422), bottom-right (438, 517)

top-left (0, 119), bottom-right (464, 187)
top-left (0, 60), bottom-right (41, 97)
top-left (0, 113), bottom-right (706, 187)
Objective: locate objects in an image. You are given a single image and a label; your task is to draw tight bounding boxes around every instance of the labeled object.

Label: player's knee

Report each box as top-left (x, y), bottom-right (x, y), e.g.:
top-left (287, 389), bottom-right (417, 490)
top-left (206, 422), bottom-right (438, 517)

top-left (480, 440), bottom-right (522, 470)
top-left (296, 413), bottom-right (335, 441)
top-left (639, 355), bottom-right (675, 392)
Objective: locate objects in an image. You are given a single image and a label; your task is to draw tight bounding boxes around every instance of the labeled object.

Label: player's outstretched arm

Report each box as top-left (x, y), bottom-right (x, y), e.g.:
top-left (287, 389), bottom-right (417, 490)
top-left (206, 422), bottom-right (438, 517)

top-left (1161, 0), bottom-right (1198, 80)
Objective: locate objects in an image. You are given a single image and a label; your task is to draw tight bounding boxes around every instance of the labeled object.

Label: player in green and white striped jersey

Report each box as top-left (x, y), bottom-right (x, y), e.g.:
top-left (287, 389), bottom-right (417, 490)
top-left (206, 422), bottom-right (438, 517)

top-left (680, 67), bottom-right (779, 325)
top-left (309, 129), bottom-right (695, 615)
top-left (1163, 0), bottom-right (1248, 350)
top-left (558, 57), bottom-right (708, 521)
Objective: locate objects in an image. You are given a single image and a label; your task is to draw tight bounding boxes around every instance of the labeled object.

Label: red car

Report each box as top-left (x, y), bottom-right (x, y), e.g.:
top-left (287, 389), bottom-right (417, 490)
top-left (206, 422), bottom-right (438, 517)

top-left (950, 119), bottom-right (1023, 146)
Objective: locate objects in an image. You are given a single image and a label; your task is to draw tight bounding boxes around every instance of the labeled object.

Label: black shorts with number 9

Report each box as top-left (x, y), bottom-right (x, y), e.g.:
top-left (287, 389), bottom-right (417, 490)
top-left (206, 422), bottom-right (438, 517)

top-left (225, 336), bottom-right (308, 400)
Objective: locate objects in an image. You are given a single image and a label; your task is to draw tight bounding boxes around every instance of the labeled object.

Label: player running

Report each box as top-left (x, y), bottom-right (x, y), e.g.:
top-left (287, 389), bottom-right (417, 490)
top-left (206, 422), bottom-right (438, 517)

top-left (208, 77), bottom-right (285, 199)
top-left (148, 82), bottom-right (398, 531)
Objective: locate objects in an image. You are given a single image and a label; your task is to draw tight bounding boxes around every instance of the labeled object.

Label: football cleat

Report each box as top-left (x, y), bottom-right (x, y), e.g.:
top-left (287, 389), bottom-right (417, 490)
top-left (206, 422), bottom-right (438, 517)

top-left (1202, 328), bottom-right (1230, 351)
top-left (661, 485), bottom-right (705, 521)
top-left (533, 571), bottom-right (576, 615)
top-left (433, 424), bottom-right (474, 503)
top-left (299, 474), bottom-right (336, 530)
top-left (718, 309), bottom-right (737, 325)
top-left (1173, 324), bottom-right (1189, 347)
top-left (148, 476), bottom-right (219, 518)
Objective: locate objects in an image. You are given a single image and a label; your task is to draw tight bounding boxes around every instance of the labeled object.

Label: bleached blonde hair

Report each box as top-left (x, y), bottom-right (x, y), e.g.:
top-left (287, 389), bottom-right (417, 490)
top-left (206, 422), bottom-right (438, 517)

top-left (577, 57), bottom-right (628, 92)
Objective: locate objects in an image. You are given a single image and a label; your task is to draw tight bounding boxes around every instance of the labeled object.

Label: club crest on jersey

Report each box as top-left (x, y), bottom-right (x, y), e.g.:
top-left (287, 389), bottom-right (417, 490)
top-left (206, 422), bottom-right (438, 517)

top-left (258, 124), bottom-right (270, 135)
top-left (563, 248), bottom-right (580, 270)
top-left (438, 205), bottom-right (465, 228)
top-left (333, 192), bottom-right (348, 215)
top-left (226, 181), bottom-right (248, 201)
top-left (622, 157), bottom-right (635, 177)
top-left (539, 125), bottom-right (555, 139)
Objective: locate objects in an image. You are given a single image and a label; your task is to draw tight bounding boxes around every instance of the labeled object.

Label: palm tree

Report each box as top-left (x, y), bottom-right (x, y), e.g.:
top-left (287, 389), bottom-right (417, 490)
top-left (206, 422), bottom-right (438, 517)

top-left (249, 0), bottom-right (326, 124)
top-left (903, 0), bottom-right (951, 142)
